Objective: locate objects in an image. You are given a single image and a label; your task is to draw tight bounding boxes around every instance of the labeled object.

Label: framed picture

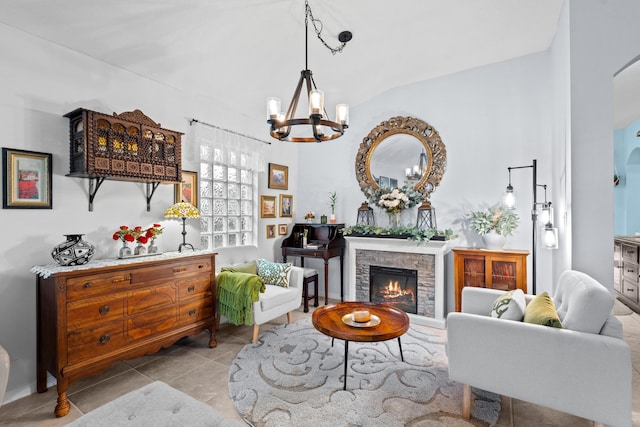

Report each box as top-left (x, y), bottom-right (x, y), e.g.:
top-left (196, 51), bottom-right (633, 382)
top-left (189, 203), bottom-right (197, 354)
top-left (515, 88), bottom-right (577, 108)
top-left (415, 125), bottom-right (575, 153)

top-left (279, 194), bottom-right (293, 217)
top-left (260, 195), bottom-right (277, 218)
top-left (175, 170), bottom-right (198, 205)
top-left (390, 178), bottom-right (398, 189)
top-left (266, 224), bottom-right (276, 239)
top-left (268, 163), bottom-right (288, 190)
top-left (2, 148), bottom-right (52, 209)
top-left (278, 224), bottom-right (288, 235)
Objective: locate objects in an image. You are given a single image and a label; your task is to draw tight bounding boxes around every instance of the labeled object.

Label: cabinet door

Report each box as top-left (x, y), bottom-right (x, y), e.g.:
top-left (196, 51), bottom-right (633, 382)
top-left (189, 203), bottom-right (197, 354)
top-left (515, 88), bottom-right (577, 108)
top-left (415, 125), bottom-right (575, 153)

top-left (614, 242), bottom-right (622, 293)
top-left (461, 256), bottom-right (487, 288)
top-left (487, 255), bottom-right (521, 291)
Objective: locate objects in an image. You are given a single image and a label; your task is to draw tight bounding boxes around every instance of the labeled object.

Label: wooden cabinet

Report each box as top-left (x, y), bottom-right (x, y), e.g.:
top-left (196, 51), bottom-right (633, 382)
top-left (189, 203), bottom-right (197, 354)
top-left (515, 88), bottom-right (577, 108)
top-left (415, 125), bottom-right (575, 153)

top-left (453, 248), bottom-right (528, 312)
top-left (614, 237), bottom-right (640, 313)
top-left (35, 252), bottom-right (217, 417)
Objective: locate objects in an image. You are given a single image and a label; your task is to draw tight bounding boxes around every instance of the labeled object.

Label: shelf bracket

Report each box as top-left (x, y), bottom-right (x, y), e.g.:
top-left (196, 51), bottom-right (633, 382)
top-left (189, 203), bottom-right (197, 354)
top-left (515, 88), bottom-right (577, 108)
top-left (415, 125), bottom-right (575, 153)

top-left (145, 182), bottom-right (161, 212)
top-left (88, 177), bottom-right (106, 212)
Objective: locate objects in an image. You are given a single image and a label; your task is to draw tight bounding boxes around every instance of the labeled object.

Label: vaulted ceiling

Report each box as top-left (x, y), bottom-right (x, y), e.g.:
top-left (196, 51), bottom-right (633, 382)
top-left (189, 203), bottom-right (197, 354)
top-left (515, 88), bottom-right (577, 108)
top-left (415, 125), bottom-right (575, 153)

top-left (3, 1), bottom-right (634, 129)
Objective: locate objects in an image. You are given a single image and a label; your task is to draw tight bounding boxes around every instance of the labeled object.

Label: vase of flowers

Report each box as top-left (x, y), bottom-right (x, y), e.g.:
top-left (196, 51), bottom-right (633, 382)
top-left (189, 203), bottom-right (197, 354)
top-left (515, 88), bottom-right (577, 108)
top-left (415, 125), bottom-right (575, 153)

top-left (113, 226), bottom-right (136, 257)
top-left (368, 185), bottom-right (422, 229)
top-left (144, 224), bottom-right (163, 253)
top-left (304, 211), bottom-right (315, 223)
top-left (468, 206), bottom-right (519, 249)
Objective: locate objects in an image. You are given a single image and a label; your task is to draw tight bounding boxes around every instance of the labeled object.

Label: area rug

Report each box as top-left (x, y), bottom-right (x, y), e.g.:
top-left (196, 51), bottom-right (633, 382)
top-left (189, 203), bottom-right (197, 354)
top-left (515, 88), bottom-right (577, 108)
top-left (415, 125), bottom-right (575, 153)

top-left (229, 319), bottom-right (500, 427)
top-left (66, 381), bottom-right (245, 427)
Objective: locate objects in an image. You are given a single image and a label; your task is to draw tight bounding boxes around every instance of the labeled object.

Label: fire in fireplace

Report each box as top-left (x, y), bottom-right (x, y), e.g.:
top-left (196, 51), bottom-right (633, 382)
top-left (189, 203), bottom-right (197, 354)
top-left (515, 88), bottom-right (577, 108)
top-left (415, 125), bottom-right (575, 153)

top-left (369, 265), bottom-right (418, 314)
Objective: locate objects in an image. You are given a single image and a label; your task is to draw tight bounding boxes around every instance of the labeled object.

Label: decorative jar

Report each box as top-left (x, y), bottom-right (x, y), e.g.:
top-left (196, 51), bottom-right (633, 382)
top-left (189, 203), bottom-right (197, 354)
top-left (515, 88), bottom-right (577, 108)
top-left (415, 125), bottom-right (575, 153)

top-left (51, 234), bottom-right (95, 266)
top-left (119, 241), bottom-right (132, 258)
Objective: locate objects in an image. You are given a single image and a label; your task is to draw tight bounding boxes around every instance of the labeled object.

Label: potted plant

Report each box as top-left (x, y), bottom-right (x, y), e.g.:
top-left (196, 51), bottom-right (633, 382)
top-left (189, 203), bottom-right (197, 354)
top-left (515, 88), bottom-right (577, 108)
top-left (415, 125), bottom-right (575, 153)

top-left (468, 206), bottom-right (519, 249)
top-left (329, 192), bottom-right (337, 223)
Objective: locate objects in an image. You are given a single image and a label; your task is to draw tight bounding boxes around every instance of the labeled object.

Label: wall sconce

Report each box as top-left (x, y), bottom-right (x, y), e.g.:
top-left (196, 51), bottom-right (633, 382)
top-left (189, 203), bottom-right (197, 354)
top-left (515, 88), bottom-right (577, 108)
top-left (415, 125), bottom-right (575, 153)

top-left (503, 159), bottom-right (558, 294)
top-left (416, 200), bottom-right (437, 231)
top-left (356, 201), bottom-right (375, 226)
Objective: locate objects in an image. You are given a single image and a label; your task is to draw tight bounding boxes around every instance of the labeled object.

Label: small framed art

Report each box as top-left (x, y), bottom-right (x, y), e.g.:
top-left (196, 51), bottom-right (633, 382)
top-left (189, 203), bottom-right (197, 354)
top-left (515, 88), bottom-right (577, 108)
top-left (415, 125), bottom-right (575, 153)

top-left (266, 224), bottom-right (276, 239)
top-left (260, 195), bottom-right (277, 218)
top-left (278, 224), bottom-right (288, 235)
top-left (175, 170), bottom-right (198, 205)
top-left (280, 194), bottom-right (293, 217)
top-left (2, 148), bottom-right (52, 209)
top-left (268, 163), bottom-right (288, 190)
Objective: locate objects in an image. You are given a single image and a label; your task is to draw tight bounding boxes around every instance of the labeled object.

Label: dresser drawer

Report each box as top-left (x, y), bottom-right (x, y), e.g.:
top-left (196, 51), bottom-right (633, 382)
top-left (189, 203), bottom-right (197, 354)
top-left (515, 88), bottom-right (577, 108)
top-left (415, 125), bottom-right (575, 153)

top-left (179, 298), bottom-right (214, 326)
top-left (127, 306), bottom-right (179, 340)
top-left (67, 271), bottom-right (131, 300)
top-left (178, 276), bottom-right (212, 300)
top-left (622, 281), bottom-right (639, 303)
top-left (622, 244), bottom-right (638, 264)
top-left (127, 284), bottom-right (177, 315)
top-left (67, 320), bottom-right (125, 364)
top-left (67, 294), bottom-right (126, 330)
top-left (131, 259), bottom-right (213, 284)
top-left (623, 263), bottom-right (638, 282)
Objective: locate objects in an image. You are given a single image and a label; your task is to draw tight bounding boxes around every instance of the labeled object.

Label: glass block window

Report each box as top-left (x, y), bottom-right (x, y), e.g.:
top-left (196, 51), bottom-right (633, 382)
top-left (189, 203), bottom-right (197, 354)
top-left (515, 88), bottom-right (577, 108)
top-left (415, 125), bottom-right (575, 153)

top-left (199, 139), bottom-right (257, 250)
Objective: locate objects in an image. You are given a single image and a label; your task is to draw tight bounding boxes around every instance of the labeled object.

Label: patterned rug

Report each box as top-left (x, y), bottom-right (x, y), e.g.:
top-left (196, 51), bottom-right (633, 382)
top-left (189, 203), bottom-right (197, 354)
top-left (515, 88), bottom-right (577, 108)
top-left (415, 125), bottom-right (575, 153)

top-left (229, 319), bottom-right (500, 427)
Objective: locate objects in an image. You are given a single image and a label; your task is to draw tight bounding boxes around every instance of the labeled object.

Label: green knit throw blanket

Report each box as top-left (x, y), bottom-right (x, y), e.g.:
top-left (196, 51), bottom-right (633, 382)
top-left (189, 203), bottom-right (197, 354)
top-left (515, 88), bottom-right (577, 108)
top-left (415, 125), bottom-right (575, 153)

top-left (217, 271), bottom-right (265, 326)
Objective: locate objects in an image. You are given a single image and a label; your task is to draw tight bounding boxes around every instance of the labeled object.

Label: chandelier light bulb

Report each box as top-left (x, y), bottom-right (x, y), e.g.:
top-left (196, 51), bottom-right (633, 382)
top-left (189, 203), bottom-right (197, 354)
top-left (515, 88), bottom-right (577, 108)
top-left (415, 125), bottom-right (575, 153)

top-left (309, 90), bottom-right (324, 116)
top-left (266, 97), bottom-right (281, 120)
top-left (336, 104), bottom-right (349, 125)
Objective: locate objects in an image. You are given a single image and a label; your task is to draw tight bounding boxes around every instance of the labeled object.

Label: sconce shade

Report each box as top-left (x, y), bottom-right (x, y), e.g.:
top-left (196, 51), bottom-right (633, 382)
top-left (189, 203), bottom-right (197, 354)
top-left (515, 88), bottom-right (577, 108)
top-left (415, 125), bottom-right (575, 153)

top-left (356, 201), bottom-right (375, 226)
top-left (503, 184), bottom-right (516, 209)
top-left (543, 224), bottom-right (559, 249)
top-left (416, 200), bottom-right (437, 230)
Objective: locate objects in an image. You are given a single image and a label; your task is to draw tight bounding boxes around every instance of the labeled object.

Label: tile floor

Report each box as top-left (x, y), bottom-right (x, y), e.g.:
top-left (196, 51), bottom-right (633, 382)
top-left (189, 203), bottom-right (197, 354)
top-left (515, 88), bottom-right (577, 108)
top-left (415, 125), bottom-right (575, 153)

top-left (0, 300), bottom-right (639, 426)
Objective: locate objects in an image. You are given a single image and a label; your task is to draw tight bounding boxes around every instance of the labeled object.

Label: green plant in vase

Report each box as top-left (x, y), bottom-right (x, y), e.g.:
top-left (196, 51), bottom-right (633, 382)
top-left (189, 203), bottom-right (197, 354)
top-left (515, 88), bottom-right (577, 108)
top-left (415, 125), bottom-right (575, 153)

top-left (468, 206), bottom-right (519, 249)
top-left (329, 192), bottom-right (337, 223)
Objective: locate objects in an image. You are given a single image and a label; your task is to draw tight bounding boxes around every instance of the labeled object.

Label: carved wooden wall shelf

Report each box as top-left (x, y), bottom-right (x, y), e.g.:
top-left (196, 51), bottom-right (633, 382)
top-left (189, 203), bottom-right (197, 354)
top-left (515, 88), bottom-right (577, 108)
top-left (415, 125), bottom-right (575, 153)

top-left (64, 108), bottom-right (183, 211)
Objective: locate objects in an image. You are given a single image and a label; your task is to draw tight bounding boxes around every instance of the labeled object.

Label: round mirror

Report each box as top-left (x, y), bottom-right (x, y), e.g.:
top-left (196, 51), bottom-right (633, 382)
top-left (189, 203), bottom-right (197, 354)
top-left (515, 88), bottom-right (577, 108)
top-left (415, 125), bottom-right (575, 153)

top-left (355, 116), bottom-right (446, 199)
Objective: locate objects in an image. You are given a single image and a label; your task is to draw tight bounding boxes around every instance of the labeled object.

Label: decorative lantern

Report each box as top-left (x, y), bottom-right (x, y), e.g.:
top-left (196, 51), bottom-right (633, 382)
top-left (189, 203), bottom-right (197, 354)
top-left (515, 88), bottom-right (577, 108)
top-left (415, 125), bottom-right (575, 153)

top-left (356, 201), bottom-right (375, 226)
top-left (416, 200), bottom-right (437, 230)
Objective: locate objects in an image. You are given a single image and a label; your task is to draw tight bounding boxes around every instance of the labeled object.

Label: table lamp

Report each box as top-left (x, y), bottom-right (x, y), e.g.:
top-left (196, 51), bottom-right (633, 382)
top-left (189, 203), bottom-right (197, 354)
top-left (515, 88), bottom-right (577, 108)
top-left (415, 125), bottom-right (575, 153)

top-left (164, 201), bottom-right (200, 252)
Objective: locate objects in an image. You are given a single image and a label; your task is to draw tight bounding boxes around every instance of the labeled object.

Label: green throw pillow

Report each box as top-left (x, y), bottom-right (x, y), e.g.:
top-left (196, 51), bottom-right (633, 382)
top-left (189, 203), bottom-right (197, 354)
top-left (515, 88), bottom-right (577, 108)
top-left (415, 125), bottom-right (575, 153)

top-left (524, 292), bottom-right (562, 328)
top-left (489, 289), bottom-right (526, 320)
top-left (257, 259), bottom-right (292, 288)
top-left (221, 260), bottom-right (257, 274)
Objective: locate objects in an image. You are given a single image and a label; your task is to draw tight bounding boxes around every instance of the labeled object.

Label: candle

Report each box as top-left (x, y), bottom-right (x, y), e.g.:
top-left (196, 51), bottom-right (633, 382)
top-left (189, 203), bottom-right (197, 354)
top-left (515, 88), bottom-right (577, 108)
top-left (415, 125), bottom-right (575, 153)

top-left (352, 310), bottom-right (371, 322)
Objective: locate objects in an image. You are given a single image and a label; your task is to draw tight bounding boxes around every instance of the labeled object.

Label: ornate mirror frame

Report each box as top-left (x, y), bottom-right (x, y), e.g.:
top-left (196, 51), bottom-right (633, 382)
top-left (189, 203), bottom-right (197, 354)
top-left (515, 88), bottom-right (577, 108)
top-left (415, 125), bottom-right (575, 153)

top-left (355, 116), bottom-right (447, 199)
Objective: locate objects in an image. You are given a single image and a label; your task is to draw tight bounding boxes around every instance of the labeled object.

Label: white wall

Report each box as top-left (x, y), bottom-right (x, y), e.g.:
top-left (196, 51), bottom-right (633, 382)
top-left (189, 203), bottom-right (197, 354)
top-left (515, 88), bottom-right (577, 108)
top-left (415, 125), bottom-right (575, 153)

top-left (297, 52), bottom-right (556, 308)
top-left (566, 0), bottom-right (640, 286)
top-left (0, 24), bottom-right (298, 403)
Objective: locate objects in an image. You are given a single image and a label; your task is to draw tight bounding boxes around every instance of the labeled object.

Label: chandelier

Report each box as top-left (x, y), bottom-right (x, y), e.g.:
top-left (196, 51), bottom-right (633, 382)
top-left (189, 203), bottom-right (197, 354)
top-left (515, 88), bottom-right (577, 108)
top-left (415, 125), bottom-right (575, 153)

top-left (266, 0), bottom-right (352, 143)
top-left (405, 149), bottom-right (428, 181)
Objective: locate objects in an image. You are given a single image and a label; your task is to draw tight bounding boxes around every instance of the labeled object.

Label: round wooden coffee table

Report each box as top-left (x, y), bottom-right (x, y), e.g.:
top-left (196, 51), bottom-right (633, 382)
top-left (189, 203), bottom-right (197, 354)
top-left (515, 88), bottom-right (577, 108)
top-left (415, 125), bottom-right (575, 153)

top-left (312, 301), bottom-right (410, 390)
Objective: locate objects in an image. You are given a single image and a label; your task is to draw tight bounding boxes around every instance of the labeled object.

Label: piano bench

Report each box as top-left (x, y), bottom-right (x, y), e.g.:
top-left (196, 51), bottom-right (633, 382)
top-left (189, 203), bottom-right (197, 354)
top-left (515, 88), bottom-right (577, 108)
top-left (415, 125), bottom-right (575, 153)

top-left (302, 268), bottom-right (319, 313)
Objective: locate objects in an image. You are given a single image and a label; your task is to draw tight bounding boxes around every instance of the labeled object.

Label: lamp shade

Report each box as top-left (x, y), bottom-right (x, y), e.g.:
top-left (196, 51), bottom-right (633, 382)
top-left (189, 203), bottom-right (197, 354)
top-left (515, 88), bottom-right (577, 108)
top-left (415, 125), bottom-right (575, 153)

top-left (542, 224), bottom-right (559, 249)
top-left (164, 202), bottom-right (200, 219)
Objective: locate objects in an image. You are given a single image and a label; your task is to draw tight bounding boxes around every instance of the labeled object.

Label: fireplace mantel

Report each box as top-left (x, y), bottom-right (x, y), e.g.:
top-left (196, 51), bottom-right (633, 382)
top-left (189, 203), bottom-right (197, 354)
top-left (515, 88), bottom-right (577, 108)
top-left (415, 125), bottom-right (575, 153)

top-left (345, 236), bottom-right (452, 328)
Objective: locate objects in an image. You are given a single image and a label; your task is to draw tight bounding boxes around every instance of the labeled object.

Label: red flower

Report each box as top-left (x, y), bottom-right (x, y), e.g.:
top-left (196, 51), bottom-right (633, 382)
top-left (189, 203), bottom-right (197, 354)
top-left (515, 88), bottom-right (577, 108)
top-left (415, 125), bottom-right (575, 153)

top-left (124, 234), bottom-right (135, 242)
top-left (137, 235), bottom-right (148, 244)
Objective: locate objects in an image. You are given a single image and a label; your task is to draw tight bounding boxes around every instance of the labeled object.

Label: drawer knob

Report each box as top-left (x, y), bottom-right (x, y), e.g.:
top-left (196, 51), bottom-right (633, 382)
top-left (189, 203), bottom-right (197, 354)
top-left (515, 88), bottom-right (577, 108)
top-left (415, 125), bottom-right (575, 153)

top-left (198, 264), bottom-right (205, 269)
top-left (84, 282), bottom-right (93, 288)
top-left (98, 305), bottom-right (110, 315)
top-left (189, 309), bottom-right (196, 316)
top-left (187, 285), bottom-right (195, 293)
top-left (111, 276), bottom-right (130, 283)
top-left (173, 267), bottom-right (187, 273)
top-left (99, 334), bottom-right (111, 345)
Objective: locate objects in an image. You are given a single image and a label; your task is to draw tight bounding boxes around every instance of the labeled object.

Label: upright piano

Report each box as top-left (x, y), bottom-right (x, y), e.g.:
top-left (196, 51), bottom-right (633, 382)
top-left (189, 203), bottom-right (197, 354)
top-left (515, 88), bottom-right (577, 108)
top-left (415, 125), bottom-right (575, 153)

top-left (281, 223), bottom-right (346, 304)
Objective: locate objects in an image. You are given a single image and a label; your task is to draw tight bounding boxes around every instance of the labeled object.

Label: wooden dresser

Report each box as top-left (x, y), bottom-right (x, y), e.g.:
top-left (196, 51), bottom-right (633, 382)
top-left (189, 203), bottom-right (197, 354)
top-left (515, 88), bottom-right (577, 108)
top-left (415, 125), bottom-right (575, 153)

top-left (34, 251), bottom-right (217, 417)
top-left (453, 248), bottom-right (528, 312)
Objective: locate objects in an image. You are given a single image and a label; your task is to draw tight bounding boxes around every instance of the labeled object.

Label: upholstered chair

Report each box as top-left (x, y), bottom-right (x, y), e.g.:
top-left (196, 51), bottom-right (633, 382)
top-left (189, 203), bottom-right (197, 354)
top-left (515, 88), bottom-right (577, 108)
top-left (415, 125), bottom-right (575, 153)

top-left (0, 345), bottom-right (9, 408)
top-left (446, 270), bottom-right (632, 427)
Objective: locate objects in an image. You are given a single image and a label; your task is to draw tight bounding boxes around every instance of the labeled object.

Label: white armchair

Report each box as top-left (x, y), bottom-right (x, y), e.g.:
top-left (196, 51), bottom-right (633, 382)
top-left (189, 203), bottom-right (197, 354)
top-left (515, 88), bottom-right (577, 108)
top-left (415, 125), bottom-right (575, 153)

top-left (446, 270), bottom-right (632, 427)
top-left (216, 246), bottom-right (303, 344)
top-left (0, 345), bottom-right (8, 407)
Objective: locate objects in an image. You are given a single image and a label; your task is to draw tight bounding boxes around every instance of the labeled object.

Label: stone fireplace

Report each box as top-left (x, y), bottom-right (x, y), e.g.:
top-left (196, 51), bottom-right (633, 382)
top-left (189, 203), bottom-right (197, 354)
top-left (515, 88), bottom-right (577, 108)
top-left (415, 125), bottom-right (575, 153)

top-left (345, 236), bottom-right (451, 328)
